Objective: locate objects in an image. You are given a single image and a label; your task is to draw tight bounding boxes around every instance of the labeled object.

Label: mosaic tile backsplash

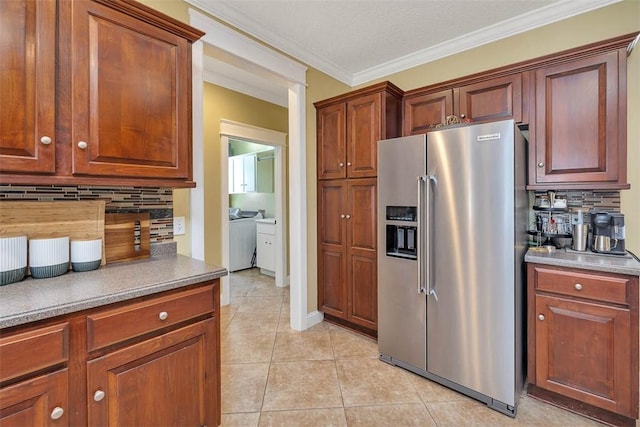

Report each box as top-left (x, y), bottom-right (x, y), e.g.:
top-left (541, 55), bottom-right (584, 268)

top-left (0, 185), bottom-right (174, 245)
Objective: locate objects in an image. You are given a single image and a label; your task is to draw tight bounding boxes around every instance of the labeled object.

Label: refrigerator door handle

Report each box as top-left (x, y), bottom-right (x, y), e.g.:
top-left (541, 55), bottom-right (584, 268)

top-left (426, 175), bottom-right (438, 301)
top-left (417, 175), bottom-right (426, 294)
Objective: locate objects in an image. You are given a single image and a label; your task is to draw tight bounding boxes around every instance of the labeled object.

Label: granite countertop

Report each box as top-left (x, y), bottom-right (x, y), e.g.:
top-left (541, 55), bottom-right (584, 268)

top-left (525, 248), bottom-right (640, 277)
top-left (0, 255), bottom-right (227, 329)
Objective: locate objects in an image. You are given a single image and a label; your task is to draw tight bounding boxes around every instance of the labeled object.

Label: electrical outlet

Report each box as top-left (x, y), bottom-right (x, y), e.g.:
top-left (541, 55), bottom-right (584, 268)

top-left (173, 216), bottom-right (186, 236)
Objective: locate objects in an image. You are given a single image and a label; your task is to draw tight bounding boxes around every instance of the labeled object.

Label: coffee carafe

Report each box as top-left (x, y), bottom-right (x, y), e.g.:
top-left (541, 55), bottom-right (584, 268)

top-left (591, 211), bottom-right (626, 255)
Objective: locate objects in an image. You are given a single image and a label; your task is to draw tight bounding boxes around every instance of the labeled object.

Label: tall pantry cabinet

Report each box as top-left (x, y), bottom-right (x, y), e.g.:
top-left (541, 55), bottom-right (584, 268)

top-left (315, 82), bottom-right (403, 336)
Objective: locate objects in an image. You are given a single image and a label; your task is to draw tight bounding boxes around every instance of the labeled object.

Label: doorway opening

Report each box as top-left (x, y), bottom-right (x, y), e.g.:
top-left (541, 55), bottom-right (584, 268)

top-left (219, 120), bottom-right (287, 306)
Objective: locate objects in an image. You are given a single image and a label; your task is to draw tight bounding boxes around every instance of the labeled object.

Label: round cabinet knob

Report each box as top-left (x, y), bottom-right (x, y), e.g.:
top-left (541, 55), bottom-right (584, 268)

top-left (158, 311), bottom-right (168, 321)
top-left (77, 141), bottom-right (88, 149)
top-left (345, 214), bottom-right (351, 219)
top-left (347, 162), bottom-right (352, 166)
top-left (340, 214), bottom-right (346, 219)
top-left (50, 407), bottom-right (64, 420)
top-left (460, 114), bottom-right (466, 119)
top-left (94, 390), bottom-right (105, 402)
top-left (339, 162), bottom-right (344, 167)
top-left (538, 314), bottom-right (545, 321)
top-left (574, 283), bottom-right (583, 291)
top-left (40, 136), bottom-right (52, 145)
top-left (537, 162), bottom-right (544, 168)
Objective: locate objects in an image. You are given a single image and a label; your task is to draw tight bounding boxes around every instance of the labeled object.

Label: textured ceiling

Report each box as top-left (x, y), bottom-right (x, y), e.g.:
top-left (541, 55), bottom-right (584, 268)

top-left (187, 0), bottom-right (620, 104)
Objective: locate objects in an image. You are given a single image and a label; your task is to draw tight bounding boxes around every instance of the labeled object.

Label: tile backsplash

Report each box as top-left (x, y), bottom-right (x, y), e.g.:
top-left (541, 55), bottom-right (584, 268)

top-left (529, 190), bottom-right (622, 234)
top-left (0, 185), bottom-right (174, 245)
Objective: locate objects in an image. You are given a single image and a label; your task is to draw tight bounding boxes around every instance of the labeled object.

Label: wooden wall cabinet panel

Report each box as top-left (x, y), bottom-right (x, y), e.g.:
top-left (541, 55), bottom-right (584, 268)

top-left (458, 74), bottom-right (522, 123)
top-left (527, 264), bottom-right (639, 424)
top-left (403, 74), bottom-right (522, 136)
top-left (403, 89), bottom-right (453, 136)
top-left (316, 82), bottom-right (402, 180)
top-left (0, 0), bottom-right (203, 188)
top-left (529, 49), bottom-right (627, 189)
top-left (317, 103), bottom-right (346, 180)
top-left (317, 179), bottom-right (377, 332)
top-left (346, 93), bottom-right (383, 178)
top-left (318, 180), bottom-right (348, 317)
top-left (70, 0), bottom-right (191, 180)
top-left (315, 82), bottom-right (401, 335)
top-left (0, 0), bottom-right (56, 174)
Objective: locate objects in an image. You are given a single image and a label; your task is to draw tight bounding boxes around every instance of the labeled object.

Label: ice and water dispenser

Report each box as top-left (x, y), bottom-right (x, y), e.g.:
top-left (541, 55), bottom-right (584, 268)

top-left (385, 206), bottom-right (418, 260)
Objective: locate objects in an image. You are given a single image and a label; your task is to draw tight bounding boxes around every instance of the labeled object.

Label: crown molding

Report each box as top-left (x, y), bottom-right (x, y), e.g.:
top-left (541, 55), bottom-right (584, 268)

top-left (188, 0), bottom-right (620, 87)
top-left (352, 0), bottom-right (621, 85)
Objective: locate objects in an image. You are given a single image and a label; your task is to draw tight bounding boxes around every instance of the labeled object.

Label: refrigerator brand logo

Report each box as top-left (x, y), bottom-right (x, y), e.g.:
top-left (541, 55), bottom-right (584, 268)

top-left (477, 133), bottom-right (501, 142)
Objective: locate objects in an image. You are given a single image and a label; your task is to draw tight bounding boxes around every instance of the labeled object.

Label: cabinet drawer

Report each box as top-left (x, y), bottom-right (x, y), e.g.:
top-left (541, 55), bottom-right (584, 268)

top-left (87, 286), bottom-right (214, 352)
top-left (0, 323), bottom-right (69, 383)
top-left (257, 222), bottom-right (275, 235)
top-left (534, 266), bottom-right (629, 305)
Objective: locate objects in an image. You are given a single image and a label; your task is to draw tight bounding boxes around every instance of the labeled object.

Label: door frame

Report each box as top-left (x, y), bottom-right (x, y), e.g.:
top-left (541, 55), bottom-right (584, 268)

top-left (220, 120), bottom-right (288, 306)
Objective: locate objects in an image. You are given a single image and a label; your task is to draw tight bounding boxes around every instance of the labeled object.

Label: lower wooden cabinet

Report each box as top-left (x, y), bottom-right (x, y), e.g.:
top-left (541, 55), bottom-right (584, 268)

top-left (0, 370), bottom-right (68, 427)
top-left (87, 319), bottom-right (216, 426)
top-left (318, 178), bottom-right (377, 334)
top-left (527, 264), bottom-right (639, 423)
top-left (0, 280), bottom-right (220, 427)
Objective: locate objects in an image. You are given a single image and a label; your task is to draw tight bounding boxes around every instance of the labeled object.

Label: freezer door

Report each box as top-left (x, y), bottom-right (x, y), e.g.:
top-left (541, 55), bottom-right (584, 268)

top-left (377, 135), bottom-right (427, 372)
top-left (425, 120), bottom-right (517, 406)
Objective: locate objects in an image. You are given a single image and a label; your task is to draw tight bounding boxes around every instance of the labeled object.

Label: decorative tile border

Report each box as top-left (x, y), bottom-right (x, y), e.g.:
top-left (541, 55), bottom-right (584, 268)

top-left (0, 185), bottom-right (174, 244)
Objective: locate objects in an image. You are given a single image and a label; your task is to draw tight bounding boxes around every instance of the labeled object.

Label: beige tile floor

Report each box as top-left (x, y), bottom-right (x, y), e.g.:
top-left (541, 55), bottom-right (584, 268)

top-left (221, 269), bottom-right (604, 427)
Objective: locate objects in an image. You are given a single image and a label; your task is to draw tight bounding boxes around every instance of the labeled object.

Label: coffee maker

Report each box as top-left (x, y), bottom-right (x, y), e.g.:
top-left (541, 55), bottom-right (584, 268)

top-left (591, 211), bottom-right (626, 255)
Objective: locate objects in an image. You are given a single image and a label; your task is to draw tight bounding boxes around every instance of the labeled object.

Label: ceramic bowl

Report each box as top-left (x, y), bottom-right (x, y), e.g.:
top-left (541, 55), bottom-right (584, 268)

top-left (29, 236), bottom-right (70, 279)
top-left (0, 235), bottom-right (28, 285)
top-left (70, 238), bottom-right (102, 272)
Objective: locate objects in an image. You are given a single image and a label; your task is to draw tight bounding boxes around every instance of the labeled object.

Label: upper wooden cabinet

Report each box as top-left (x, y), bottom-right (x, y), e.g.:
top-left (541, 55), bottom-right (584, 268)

top-left (0, 0), bottom-right (204, 188)
top-left (0, 0), bottom-right (56, 174)
top-left (403, 74), bottom-right (522, 135)
top-left (315, 82), bottom-right (403, 179)
top-left (529, 48), bottom-right (628, 189)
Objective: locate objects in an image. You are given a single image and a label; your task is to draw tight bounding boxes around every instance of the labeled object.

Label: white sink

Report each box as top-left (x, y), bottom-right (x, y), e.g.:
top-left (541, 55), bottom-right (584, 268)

top-left (255, 218), bottom-right (276, 224)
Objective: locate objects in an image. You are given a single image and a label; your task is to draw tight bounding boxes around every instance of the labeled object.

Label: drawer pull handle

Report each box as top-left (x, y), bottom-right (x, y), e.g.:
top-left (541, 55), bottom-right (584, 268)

top-left (159, 311), bottom-right (169, 321)
top-left (574, 283), bottom-right (583, 290)
top-left (50, 406), bottom-right (64, 420)
top-left (538, 314), bottom-right (545, 321)
top-left (94, 390), bottom-right (105, 402)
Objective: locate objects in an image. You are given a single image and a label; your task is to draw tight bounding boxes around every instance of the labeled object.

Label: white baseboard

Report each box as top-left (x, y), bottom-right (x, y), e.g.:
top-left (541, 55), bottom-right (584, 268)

top-left (307, 310), bottom-right (324, 329)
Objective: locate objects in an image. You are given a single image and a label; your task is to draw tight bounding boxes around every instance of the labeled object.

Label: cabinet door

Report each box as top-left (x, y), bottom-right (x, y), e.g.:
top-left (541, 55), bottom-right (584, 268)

top-left (535, 295), bottom-right (633, 416)
top-left (0, 0), bottom-right (56, 174)
top-left (346, 179), bottom-right (377, 329)
top-left (317, 180), bottom-right (348, 317)
top-left (70, 0), bottom-right (191, 179)
top-left (346, 93), bottom-right (381, 178)
top-left (317, 103), bottom-right (346, 180)
top-left (257, 233), bottom-right (276, 271)
top-left (0, 369), bottom-right (68, 427)
top-left (87, 319), bottom-right (217, 427)
top-left (458, 74), bottom-right (522, 123)
top-left (532, 51), bottom-right (623, 187)
top-left (403, 89), bottom-right (453, 136)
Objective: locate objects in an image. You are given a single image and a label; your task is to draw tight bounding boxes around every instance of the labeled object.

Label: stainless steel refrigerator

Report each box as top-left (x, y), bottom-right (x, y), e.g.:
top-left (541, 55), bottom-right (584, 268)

top-left (377, 119), bottom-right (527, 417)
